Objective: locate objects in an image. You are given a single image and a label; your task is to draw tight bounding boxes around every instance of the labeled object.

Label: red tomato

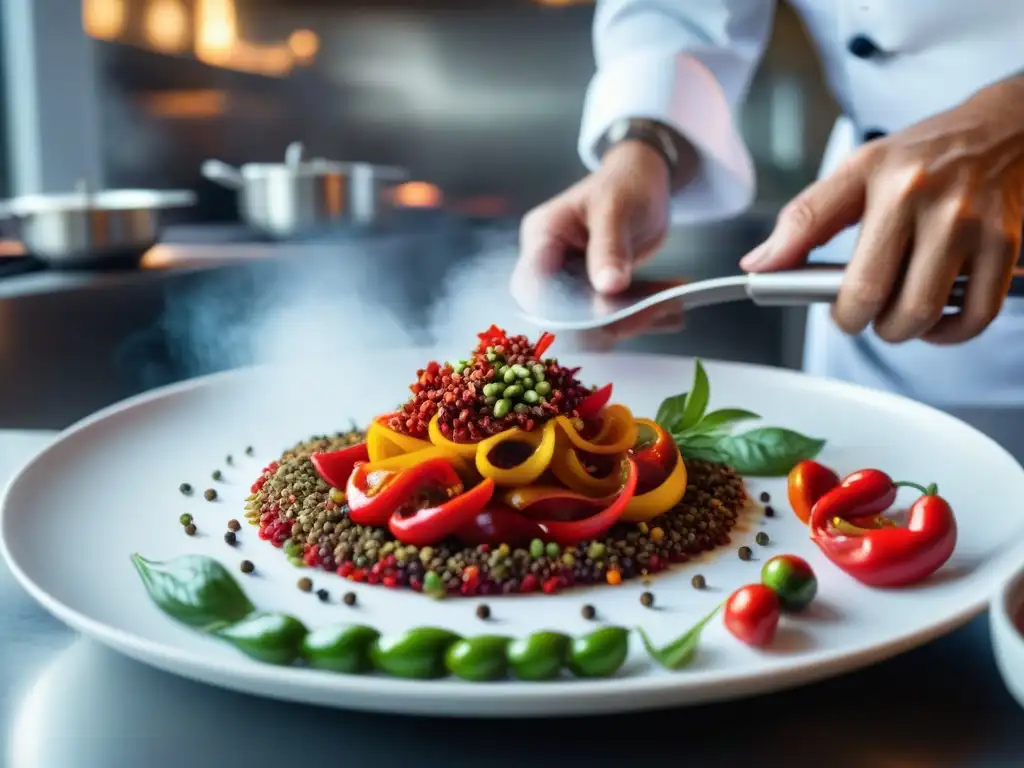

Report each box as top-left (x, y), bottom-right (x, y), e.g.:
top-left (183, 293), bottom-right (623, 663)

top-left (724, 584), bottom-right (781, 647)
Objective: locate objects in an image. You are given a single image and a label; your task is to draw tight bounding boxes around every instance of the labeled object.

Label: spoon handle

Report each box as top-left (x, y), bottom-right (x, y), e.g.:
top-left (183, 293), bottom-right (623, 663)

top-left (747, 265), bottom-right (1024, 309)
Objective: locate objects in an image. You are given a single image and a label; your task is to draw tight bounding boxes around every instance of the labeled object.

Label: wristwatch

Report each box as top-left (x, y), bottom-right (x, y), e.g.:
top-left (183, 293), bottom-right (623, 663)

top-left (594, 117), bottom-right (694, 191)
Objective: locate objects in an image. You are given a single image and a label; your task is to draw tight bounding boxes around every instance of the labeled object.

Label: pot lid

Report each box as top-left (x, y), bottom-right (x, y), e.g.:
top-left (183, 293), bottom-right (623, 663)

top-left (0, 188), bottom-right (196, 215)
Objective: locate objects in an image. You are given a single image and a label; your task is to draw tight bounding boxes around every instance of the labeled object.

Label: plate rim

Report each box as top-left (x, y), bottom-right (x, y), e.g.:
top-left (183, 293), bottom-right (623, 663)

top-left (4, 352), bottom-right (1024, 712)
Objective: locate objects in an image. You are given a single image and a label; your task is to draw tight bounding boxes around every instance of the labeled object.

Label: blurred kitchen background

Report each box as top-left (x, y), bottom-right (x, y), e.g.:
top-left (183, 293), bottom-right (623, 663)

top-left (0, 0), bottom-right (840, 429)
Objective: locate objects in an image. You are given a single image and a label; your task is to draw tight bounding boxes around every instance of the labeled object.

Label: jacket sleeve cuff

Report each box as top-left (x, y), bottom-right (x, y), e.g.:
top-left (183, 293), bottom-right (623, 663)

top-left (578, 52), bottom-right (756, 224)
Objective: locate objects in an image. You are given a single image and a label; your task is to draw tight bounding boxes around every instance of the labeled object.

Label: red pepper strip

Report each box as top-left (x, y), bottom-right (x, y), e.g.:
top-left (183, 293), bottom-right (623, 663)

top-left (503, 484), bottom-right (622, 522)
top-left (576, 383), bottom-right (613, 420)
top-left (787, 460), bottom-right (840, 525)
top-left (810, 468), bottom-right (899, 524)
top-left (346, 457), bottom-right (463, 527)
top-left (455, 506), bottom-right (546, 547)
top-left (810, 483), bottom-right (957, 588)
top-left (533, 331), bottom-right (556, 359)
top-left (388, 478), bottom-right (497, 547)
top-left (540, 458), bottom-right (638, 546)
top-left (310, 442), bottom-right (370, 489)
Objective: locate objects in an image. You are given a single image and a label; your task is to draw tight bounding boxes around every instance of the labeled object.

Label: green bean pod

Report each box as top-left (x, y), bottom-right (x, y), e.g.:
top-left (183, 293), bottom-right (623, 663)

top-left (445, 635), bottom-right (512, 681)
top-left (214, 612), bottom-right (309, 665)
top-left (302, 624), bottom-right (381, 674)
top-left (506, 631), bottom-right (571, 681)
top-left (567, 627), bottom-right (630, 678)
top-left (370, 627), bottom-right (462, 679)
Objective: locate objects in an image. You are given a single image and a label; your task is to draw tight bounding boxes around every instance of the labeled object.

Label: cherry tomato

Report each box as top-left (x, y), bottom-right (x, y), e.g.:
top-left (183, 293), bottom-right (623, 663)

top-left (760, 554), bottom-right (817, 612)
top-left (787, 460), bottom-right (840, 525)
top-left (724, 584), bottom-right (780, 647)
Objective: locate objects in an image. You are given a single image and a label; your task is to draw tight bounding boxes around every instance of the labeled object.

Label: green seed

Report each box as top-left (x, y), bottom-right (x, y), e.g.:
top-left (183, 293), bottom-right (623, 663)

top-left (514, 403), bottom-right (529, 415)
top-left (761, 555), bottom-right (818, 612)
top-left (482, 382), bottom-right (504, 398)
top-left (512, 364), bottom-right (530, 379)
top-left (329, 488), bottom-right (346, 504)
top-left (503, 384), bottom-right (524, 399)
top-left (493, 399), bottom-right (512, 419)
top-left (423, 571), bottom-right (445, 598)
top-left (587, 541), bottom-right (606, 559)
top-left (302, 624), bottom-right (380, 673)
top-left (523, 390), bottom-right (540, 404)
top-left (756, 531), bottom-right (770, 546)
top-left (507, 631), bottom-right (570, 681)
top-left (503, 369), bottom-right (517, 384)
top-left (522, 377), bottom-right (535, 389)
top-left (545, 542), bottom-right (561, 558)
top-left (215, 612), bottom-right (308, 665)
top-left (498, 364), bottom-right (510, 377)
top-left (370, 628), bottom-right (462, 680)
top-left (535, 381), bottom-right (552, 396)
top-left (212, 469), bottom-right (223, 481)
top-left (179, 513), bottom-right (193, 526)
top-left (567, 627), bottom-right (630, 678)
top-left (486, 352), bottom-right (498, 363)
top-left (531, 365), bottom-right (546, 381)
top-left (691, 574), bottom-right (707, 589)
top-left (445, 635), bottom-right (512, 681)
top-left (484, 396), bottom-right (498, 406)
top-left (529, 539), bottom-right (545, 559)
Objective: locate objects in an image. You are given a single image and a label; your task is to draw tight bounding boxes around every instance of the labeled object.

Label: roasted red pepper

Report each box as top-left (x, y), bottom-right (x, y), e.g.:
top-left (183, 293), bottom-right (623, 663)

top-left (310, 443), bottom-right (370, 489)
top-left (576, 383), bottom-right (613, 420)
top-left (533, 331), bottom-right (556, 359)
top-left (346, 458), bottom-right (463, 527)
top-left (541, 458), bottom-right (638, 545)
top-left (455, 506), bottom-right (546, 547)
top-left (787, 460), bottom-right (840, 525)
top-left (810, 471), bottom-right (957, 588)
top-left (388, 477), bottom-right (497, 547)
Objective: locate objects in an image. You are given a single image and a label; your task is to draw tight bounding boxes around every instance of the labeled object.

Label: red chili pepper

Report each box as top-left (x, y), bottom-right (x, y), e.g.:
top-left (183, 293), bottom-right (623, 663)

top-left (533, 331), bottom-right (556, 359)
top-left (577, 383), bottom-right (613, 420)
top-left (541, 458), bottom-right (638, 545)
top-left (810, 474), bottom-right (957, 588)
top-left (310, 443), bottom-right (370, 489)
top-left (346, 458), bottom-right (463, 527)
top-left (388, 477), bottom-right (496, 547)
top-left (787, 460), bottom-right (840, 525)
top-left (455, 506), bottom-right (546, 547)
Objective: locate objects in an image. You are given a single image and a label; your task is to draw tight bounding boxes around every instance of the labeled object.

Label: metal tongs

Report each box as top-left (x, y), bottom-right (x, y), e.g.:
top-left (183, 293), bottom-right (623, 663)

top-left (511, 262), bottom-right (1024, 331)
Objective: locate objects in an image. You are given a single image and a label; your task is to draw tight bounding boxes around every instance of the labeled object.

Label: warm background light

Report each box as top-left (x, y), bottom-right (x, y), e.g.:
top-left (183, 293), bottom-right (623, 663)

top-left (288, 29), bottom-right (320, 64)
top-left (393, 182), bottom-right (443, 209)
top-left (144, 0), bottom-right (189, 53)
top-left (195, 0), bottom-right (237, 64)
top-left (83, 0), bottom-right (127, 40)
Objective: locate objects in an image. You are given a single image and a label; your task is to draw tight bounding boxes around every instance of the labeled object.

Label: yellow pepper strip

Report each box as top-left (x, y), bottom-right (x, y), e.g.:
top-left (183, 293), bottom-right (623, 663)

top-left (366, 416), bottom-right (433, 462)
top-left (365, 446), bottom-right (471, 476)
top-left (554, 403), bottom-right (637, 455)
top-left (549, 437), bottom-right (626, 497)
top-left (620, 447), bottom-right (688, 522)
top-left (427, 411), bottom-right (482, 461)
top-left (475, 420), bottom-right (557, 486)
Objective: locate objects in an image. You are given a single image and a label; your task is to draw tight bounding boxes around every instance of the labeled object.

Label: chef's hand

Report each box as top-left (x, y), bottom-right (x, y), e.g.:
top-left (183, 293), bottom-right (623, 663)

top-left (516, 140), bottom-right (684, 346)
top-left (740, 76), bottom-right (1024, 345)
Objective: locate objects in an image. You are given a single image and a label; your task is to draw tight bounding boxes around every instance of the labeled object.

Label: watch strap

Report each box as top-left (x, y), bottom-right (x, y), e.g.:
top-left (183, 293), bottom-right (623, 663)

top-left (595, 118), bottom-right (689, 190)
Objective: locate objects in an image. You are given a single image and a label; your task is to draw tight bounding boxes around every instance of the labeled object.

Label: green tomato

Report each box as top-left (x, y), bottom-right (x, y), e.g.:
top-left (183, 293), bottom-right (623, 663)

top-left (760, 554), bottom-right (818, 612)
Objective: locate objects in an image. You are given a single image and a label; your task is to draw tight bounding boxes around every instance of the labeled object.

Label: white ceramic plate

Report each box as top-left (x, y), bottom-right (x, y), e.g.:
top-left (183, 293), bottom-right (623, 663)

top-left (4, 352), bottom-right (1024, 717)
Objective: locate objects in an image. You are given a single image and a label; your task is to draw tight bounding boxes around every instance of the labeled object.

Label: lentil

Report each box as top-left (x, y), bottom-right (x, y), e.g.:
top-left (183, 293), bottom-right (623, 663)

top-left (248, 432), bottom-right (746, 597)
top-left (204, 488), bottom-right (218, 502)
top-left (179, 482), bottom-right (192, 496)
top-left (240, 560), bottom-right (255, 574)
top-left (756, 531), bottom-right (770, 546)
top-left (691, 574), bottom-right (706, 590)
top-left (343, 591), bottom-right (357, 606)
top-left (640, 591), bottom-right (655, 608)
top-left (476, 604), bottom-right (491, 620)
top-left (212, 469), bottom-right (223, 481)
top-left (224, 531), bottom-right (237, 546)
top-left (581, 604), bottom-right (596, 620)
top-left (228, 519), bottom-right (241, 532)
top-left (179, 513), bottom-right (193, 526)
top-left (760, 491), bottom-right (770, 503)
top-left (765, 505), bottom-right (775, 518)
top-left (739, 546), bottom-right (753, 561)
top-left (297, 577), bottom-right (313, 592)
top-left (184, 523), bottom-right (197, 536)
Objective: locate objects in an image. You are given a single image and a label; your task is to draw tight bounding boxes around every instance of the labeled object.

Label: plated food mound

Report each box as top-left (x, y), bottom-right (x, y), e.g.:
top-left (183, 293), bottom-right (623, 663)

top-left (245, 328), bottom-right (751, 596)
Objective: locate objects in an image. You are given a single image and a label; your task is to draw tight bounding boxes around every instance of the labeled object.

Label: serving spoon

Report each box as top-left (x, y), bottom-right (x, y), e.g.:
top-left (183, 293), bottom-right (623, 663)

top-left (510, 262), bottom-right (1024, 331)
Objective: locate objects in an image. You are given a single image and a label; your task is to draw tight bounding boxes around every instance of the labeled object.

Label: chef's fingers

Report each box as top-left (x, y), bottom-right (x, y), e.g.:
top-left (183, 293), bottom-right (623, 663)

top-left (740, 154), bottom-right (869, 273)
top-left (518, 192), bottom-right (588, 275)
top-left (831, 185), bottom-right (915, 335)
top-left (922, 223), bottom-right (1018, 345)
top-left (585, 194), bottom-right (634, 295)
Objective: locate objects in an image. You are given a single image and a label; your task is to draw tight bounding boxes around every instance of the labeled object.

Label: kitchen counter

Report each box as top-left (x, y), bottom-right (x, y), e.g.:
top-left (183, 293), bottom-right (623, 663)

top-left (1, 428), bottom-right (1023, 767)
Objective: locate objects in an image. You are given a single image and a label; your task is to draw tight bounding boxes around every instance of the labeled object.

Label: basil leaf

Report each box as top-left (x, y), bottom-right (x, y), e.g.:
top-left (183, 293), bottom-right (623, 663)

top-left (680, 361), bottom-right (710, 430)
top-left (683, 408), bottom-right (760, 436)
top-left (638, 605), bottom-right (720, 670)
top-left (714, 427), bottom-right (826, 477)
top-left (131, 553), bottom-right (255, 631)
top-left (655, 391), bottom-right (689, 433)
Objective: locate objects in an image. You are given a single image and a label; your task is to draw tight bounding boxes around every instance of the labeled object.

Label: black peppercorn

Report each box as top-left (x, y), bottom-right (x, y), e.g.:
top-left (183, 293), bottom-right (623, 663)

top-left (316, 588), bottom-right (329, 602)
top-left (691, 574), bottom-right (706, 590)
top-left (759, 491), bottom-right (770, 503)
top-left (343, 592), bottom-right (357, 607)
top-left (739, 545), bottom-right (753, 561)
top-left (475, 604), bottom-right (491, 620)
top-left (765, 505), bottom-right (775, 517)
top-left (212, 469), bottom-right (223, 481)
top-left (245, 446), bottom-right (254, 456)
top-left (227, 519), bottom-right (241, 531)
top-left (581, 604), bottom-right (596, 620)
top-left (223, 531), bottom-right (236, 546)
top-left (179, 483), bottom-right (192, 496)
top-left (240, 560), bottom-right (254, 574)
top-left (204, 488), bottom-right (217, 502)
top-left (640, 591), bottom-right (655, 608)
top-left (184, 523), bottom-right (197, 536)
top-left (225, 454), bottom-right (234, 466)
top-left (756, 531), bottom-right (770, 546)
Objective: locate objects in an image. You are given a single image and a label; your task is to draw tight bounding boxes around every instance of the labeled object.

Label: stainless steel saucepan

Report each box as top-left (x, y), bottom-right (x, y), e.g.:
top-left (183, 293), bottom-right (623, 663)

top-left (201, 142), bottom-right (408, 237)
top-left (0, 182), bottom-right (196, 267)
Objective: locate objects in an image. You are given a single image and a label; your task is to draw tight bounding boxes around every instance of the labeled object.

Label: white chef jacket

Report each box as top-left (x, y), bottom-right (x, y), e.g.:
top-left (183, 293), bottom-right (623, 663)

top-left (578, 0), bottom-right (1024, 407)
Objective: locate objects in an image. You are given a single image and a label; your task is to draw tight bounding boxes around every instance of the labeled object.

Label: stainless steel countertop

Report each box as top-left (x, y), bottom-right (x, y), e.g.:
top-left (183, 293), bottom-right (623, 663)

top-left (2, 428), bottom-right (1024, 767)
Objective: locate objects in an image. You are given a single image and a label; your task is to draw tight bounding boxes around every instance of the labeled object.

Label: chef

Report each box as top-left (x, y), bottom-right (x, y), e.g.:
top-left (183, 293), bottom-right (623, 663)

top-left (516, 1), bottom-right (1024, 407)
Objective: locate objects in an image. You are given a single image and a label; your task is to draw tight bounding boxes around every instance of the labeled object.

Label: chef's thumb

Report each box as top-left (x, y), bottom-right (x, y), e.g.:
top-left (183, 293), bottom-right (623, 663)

top-left (586, 201), bottom-right (633, 295)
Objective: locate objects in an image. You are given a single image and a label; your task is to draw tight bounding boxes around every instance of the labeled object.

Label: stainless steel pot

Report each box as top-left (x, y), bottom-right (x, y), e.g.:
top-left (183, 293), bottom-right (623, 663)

top-left (0, 184), bottom-right (196, 266)
top-left (201, 142), bottom-right (408, 237)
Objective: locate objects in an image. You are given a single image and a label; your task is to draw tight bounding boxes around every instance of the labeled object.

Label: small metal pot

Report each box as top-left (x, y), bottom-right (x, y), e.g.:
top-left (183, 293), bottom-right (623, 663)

top-left (201, 142), bottom-right (408, 238)
top-left (0, 184), bottom-right (196, 267)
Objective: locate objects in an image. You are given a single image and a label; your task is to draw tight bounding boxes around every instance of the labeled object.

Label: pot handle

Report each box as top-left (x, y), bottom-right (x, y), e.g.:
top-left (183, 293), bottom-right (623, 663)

top-left (201, 159), bottom-right (244, 189)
